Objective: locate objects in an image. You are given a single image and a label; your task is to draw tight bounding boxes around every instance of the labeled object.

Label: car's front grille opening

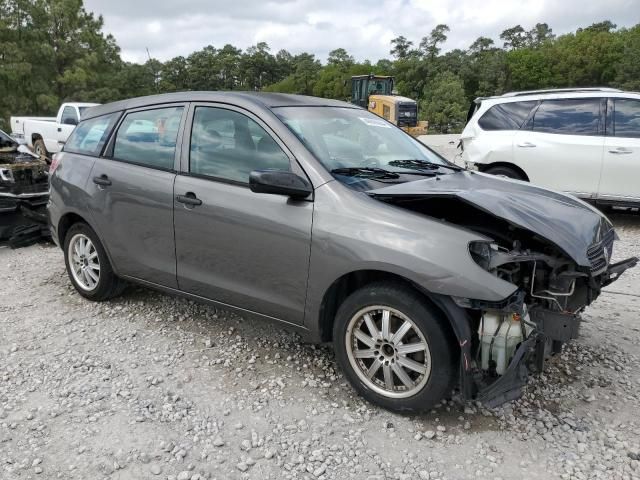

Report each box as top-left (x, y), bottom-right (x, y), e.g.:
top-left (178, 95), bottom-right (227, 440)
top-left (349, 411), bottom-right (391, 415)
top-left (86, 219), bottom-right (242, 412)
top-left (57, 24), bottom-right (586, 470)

top-left (587, 228), bottom-right (615, 275)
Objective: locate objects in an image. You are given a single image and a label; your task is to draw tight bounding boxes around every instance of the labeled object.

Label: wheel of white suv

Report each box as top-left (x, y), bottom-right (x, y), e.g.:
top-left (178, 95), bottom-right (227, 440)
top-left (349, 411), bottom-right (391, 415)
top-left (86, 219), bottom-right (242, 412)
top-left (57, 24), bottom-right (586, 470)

top-left (333, 282), bottom-right (456, 413)
top-left (485, 165), bottom-right (525, 181)
top-left (63, 223), bottom-right (125, 301)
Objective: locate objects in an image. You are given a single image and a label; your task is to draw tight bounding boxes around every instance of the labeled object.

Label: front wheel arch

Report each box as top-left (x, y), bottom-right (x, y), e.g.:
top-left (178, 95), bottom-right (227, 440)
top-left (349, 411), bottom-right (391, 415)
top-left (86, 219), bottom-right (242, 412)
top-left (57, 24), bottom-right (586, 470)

top-left (317, 269), bottom-right (459, 347)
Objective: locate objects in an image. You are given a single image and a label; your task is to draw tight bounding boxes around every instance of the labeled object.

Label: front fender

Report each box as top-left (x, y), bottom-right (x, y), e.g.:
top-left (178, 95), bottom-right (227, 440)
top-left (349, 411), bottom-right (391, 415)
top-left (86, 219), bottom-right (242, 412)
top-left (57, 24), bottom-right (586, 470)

top-left (304, 182), bottom-right (518, 329)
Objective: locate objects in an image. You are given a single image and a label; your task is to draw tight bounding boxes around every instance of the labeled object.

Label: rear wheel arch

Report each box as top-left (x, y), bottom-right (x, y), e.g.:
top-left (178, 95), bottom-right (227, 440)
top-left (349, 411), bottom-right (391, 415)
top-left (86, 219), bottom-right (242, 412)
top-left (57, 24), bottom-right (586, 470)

top-left (57, 212), bottom-right (118, 274)
top-left (58, 212), bottom-right (89, 247)
top-left (482, 162), bottom-right (529, 181)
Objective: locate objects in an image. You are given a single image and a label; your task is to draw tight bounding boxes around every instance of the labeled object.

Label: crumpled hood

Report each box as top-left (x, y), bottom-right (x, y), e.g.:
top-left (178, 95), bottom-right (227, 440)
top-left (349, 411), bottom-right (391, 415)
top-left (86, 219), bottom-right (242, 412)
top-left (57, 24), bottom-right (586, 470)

top-left (368, 171), bottom-right (613, 268)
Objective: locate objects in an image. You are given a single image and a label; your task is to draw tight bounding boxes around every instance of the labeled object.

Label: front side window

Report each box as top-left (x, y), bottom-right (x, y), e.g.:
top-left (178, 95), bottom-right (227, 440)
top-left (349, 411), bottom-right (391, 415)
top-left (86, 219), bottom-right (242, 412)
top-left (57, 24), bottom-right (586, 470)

top-left (113, 106), bottom-right (184, 170)
top-left (532, 98), bottom-right (601, 135)
top-left (478, 101), bottom-right (537, 131)
top-left (189, 107), bottom-right (290, 183)
top-left (64, 113), bottom-right (120, 156)
top-left (613, 99), bottom-right (640, 138)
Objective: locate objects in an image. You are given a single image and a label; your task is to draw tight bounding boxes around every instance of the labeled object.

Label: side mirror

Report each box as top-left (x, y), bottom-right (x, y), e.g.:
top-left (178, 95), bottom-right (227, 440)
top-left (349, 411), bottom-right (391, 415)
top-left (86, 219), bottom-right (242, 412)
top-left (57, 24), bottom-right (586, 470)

top-left (249, 170), bottom-right (312, 199)
top-left (63, 117), bottom-right (78, 126)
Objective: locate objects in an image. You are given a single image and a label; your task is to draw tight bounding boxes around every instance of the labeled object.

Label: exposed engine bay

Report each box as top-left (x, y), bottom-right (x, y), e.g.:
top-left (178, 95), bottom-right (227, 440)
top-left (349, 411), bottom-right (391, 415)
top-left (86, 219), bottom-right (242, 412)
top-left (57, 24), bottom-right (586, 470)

top-left (370, 173), bottom-right (638, 406)
top-left (0, 129), bottom-right (50, 245)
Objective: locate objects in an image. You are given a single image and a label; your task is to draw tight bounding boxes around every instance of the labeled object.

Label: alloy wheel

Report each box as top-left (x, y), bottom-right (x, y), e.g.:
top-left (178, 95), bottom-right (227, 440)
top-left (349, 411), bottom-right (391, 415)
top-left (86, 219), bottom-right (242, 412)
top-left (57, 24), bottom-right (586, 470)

top-left (345, 305), bottom-right (432, 398)
top-left (68, 233), bottom-right (101, 291)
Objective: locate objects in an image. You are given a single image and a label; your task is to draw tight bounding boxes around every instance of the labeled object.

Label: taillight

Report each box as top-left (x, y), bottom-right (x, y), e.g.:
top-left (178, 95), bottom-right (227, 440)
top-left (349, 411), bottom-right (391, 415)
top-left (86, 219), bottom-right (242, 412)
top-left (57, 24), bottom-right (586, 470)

top-left (49, 153), bottom-right (61, 174)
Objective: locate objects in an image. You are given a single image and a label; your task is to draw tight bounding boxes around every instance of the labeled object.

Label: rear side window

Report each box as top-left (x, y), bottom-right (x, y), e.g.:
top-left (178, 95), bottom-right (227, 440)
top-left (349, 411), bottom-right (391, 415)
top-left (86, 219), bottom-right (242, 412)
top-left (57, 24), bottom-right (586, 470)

top-left (478, 101), bottom-right (536, 130)
top-left (113, 107), bottom-right (184, 170)
top-left (532, 99), bottom-right (601, 135)
top-left (613, 99), bottom-right (640, 138)
top-left (64, 113), bottom-right (119, 156)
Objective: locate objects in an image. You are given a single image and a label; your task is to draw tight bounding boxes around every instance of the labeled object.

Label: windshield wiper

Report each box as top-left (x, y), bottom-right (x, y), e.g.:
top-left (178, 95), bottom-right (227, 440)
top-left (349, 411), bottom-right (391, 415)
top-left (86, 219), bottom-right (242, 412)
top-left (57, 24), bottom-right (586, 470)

top-left (388, 159), bottom-right (463, 171)
top-left (331, 167), bottom-right (400, 179)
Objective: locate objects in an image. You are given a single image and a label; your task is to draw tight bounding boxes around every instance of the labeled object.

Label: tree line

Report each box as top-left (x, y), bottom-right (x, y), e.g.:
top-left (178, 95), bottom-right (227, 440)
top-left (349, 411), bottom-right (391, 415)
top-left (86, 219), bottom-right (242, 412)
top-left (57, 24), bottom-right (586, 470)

top-left (1, 0), bottom-right (639, 132)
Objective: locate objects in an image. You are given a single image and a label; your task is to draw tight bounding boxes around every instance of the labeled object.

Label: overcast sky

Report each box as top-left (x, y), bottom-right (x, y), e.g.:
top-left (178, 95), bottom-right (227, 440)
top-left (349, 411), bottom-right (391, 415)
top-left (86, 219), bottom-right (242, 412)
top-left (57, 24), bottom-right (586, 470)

top-left (83, 0), bottom-right (640, 63)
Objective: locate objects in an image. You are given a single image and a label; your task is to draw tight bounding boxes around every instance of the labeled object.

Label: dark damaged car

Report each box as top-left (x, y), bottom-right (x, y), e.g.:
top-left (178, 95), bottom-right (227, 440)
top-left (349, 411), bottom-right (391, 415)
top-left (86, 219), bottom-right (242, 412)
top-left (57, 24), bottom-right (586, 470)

top-left (47, 93), bottom-right (637, 412)
top-left (0, 129), bottom-right (49, 240)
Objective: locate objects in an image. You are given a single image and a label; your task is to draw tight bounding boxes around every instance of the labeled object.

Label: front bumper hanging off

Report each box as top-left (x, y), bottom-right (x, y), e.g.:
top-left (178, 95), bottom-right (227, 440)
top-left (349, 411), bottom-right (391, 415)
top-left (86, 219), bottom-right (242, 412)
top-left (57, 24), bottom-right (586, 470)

top-left (433, 255), bottom-right (638, 408)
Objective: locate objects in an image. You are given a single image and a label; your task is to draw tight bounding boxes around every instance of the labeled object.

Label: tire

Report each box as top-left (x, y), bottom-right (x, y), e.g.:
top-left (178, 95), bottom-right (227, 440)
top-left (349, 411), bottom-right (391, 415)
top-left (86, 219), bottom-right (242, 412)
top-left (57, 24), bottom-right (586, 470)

top-left (333, 282), bottom-right (456, 413)
top-left (33, 139), bottom-right (49, 159)
top-left (485, 165), bottom-right (525, 181)
top-left (63, 222), bottom-right (125, 301)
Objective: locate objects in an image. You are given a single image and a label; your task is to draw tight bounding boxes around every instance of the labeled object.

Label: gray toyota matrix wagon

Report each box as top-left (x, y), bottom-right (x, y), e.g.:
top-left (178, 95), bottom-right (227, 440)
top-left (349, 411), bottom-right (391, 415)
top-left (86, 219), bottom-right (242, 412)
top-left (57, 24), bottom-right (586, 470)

top-left (48, 92), bottom-right (637, 412)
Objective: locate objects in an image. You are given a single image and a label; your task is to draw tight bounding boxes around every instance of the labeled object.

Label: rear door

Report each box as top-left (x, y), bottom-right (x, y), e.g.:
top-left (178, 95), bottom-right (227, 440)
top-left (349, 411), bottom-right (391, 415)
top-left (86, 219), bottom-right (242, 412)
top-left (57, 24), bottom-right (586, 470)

top-left (598, 97), bottom-right (640, 203)
top-left (87, 103), bottom-right (186, 288)
top-left (512, 97), bottom-right (605, 197)
top-left (173, 104), bottom-right (313, 324)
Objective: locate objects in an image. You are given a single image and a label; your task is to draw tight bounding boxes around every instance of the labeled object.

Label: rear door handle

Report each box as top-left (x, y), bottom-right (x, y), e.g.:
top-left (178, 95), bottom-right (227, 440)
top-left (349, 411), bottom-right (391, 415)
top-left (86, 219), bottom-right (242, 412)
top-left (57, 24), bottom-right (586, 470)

top-left (92, 175), bottom-right (112, 186)
top-left (176, 192), bottom-right (202, 207)
top-left (517, 142), bottom-right (536, 148)
top-left (608, 147), bottom-right (633, 155)
top-left (57, 127), bottom-right (62, 132)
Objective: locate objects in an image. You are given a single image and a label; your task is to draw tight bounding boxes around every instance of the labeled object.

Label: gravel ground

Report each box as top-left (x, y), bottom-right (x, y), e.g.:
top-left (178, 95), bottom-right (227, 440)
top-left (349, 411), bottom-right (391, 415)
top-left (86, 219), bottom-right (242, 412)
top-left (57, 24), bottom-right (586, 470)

top-left (1, 213), bottom-right (639, 480)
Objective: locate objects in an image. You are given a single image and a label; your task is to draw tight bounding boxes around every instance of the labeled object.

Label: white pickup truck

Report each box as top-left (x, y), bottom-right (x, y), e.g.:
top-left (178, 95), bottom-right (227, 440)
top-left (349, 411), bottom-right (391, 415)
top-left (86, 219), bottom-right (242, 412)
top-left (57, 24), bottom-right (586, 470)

top-left (10, 102), bottom-right (99, 157)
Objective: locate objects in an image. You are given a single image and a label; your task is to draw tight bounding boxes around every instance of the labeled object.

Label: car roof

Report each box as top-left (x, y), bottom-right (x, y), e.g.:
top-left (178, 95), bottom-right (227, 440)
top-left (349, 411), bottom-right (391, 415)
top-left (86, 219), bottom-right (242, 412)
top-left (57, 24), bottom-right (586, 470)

top-left (476, 88), bottom-right (640, 106)
top-left (83, 92), bottom-right (356, 120)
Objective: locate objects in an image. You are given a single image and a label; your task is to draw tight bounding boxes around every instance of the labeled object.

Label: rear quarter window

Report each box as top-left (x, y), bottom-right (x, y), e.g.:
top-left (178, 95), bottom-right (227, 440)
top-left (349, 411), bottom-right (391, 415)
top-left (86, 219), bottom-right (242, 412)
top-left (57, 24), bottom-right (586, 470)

top-left (478, 100), bottom-right (538, 130)
top-left (64, 113), bottom-right (120, 156)
top-left (478, 101), bottom-right (537, 131)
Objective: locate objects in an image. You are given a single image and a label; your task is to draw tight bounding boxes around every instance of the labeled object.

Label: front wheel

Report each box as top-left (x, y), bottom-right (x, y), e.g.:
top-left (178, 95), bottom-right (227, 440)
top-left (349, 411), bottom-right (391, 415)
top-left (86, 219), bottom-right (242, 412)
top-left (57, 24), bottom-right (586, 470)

top-left (333, 282), bottom-right (456, 413)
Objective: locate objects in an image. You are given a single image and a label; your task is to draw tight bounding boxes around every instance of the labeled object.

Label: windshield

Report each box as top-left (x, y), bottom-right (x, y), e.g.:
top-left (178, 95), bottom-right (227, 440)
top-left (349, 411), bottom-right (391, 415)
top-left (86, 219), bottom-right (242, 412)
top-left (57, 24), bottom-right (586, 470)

top-left (0, 129), bottom-right (18, 150)
top-left (274, 106), bottom-right (455, 190)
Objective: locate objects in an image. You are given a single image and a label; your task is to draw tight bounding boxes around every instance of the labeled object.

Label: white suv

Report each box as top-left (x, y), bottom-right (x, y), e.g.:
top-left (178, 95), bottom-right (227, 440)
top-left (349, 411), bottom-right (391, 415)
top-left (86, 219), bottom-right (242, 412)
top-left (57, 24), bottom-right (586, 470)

top-left (461, 88), bottom-right (640, 207)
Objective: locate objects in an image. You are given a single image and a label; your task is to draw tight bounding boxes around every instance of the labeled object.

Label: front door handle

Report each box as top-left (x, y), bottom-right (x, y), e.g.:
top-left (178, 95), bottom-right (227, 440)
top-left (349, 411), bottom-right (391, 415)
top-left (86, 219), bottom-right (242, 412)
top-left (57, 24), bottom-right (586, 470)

top-left (92, 174), bottom-right (112, 186)
top-left (608, 147), bottom-right (633, 155)
top-left (517, 142), bottom-right (536, 148)
top-left (57, 127), bottom-right (62, 132)
top-left (176, 192), bottom-right (202, 206)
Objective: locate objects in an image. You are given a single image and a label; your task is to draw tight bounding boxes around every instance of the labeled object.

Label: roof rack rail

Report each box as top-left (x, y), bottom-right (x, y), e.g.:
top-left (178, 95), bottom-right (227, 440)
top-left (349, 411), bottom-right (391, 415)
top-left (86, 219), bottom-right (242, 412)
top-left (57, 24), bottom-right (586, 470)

top-left (501, 87), bottom-right (623, 97)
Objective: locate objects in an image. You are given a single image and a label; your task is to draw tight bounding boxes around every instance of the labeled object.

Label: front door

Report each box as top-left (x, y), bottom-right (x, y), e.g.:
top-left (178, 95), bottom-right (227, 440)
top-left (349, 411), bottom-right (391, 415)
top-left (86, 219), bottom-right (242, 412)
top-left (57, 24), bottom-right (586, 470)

top-left (87, 104), bottom-right (186, 288)
top-left (512, 97), bottom-right (605, 198)
top-left (599, 98), bottom-right (640, 202)
top-left (174, 105), bottom-right (313, 324)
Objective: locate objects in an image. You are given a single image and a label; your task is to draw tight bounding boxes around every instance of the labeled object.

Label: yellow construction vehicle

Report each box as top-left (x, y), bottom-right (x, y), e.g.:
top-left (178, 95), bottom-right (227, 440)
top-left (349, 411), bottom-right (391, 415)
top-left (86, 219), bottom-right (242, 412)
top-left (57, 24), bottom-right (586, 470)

top-left (350, 74), bottom-right (428, 136)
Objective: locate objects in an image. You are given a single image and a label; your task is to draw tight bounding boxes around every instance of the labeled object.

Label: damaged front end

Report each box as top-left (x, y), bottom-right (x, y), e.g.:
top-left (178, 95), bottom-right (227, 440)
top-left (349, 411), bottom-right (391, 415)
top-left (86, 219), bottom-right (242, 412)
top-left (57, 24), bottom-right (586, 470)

top-left (0, 130), bottom-right (50, 242)
top-left (369, 171), bottom-right (638, 407)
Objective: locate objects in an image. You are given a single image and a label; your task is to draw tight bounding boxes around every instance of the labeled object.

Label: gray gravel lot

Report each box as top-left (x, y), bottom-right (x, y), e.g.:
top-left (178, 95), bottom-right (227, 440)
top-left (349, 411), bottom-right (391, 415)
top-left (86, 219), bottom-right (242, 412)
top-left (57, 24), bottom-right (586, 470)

top-left (1, 213), bottom-right (640, 480)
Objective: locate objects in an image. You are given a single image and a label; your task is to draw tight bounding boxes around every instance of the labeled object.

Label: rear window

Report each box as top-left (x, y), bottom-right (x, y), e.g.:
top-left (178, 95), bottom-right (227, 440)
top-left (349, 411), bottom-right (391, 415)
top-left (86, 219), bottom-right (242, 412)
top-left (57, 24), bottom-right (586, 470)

top-left (613, 99), bottom-right (640, 138)
top-left (531, 98), bottom-right (601, 135)
top-left (478, 101), bottom-right (537, 131)
top-left (64, 112), bottom-right (120, 156)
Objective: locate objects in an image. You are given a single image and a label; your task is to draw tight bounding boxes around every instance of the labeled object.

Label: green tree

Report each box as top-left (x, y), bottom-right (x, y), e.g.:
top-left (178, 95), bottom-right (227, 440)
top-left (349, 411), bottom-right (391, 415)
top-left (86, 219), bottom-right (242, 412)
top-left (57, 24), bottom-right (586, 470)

top-left (421, 71), bottom-right (467, 133)
top-left (390, 36), bottom-right (413, 59)
top-left (419, 24), bottom-right (450, 59)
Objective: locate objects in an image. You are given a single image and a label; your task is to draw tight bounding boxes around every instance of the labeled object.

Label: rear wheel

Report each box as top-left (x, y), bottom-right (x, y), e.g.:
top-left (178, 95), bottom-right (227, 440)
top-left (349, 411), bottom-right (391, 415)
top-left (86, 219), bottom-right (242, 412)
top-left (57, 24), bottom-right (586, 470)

top-left (33, 139), bottom-right (49, 159)
top-left (333, 282), bottom-right (455, 413)
top-left (63, 223), bottom-right (125, 301)
top-left (485, 165), bottom-right (525, 181)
